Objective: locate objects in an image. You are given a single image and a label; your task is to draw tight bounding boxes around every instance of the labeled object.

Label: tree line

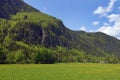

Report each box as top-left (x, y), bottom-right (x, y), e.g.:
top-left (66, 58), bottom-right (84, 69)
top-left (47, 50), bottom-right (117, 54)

top-left (0, 44), bottom-right (119, 64)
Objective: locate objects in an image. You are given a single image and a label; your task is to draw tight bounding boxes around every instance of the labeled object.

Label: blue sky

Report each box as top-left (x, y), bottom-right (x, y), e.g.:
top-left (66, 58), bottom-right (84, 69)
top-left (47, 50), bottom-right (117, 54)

top-left (24, 0), bottom-right (120, 39)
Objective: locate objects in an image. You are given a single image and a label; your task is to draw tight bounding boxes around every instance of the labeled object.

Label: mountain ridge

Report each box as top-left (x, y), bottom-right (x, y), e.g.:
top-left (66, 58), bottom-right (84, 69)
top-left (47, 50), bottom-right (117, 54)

top-left (0, 0), bottom-right (120, 64)
top-left (0, 0), bottom-right (39, 18)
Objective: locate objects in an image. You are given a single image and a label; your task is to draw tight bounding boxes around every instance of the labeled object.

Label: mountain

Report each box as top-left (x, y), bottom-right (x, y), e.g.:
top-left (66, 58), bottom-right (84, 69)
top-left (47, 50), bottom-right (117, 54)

top-left (0, 0), bottom-right (38, 18)
top-left (0, 0), bottom-right (120, 64)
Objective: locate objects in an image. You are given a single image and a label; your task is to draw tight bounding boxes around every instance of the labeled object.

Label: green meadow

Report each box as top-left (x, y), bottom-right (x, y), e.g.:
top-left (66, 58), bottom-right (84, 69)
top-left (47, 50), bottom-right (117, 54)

top-left (0, 63), bottom-right (120, 80)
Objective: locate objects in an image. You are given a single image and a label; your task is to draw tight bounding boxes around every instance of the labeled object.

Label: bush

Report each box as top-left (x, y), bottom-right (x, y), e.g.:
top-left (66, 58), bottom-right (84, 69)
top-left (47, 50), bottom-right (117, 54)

top-left (6, 53), bottom-right (15, 64)
top-left (34, 48), bottom-right (55, 64)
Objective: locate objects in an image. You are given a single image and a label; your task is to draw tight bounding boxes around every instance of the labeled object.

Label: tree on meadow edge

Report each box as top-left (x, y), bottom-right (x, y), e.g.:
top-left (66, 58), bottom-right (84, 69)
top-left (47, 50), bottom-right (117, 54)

top-left (0, 47), bottom-right (6, 64)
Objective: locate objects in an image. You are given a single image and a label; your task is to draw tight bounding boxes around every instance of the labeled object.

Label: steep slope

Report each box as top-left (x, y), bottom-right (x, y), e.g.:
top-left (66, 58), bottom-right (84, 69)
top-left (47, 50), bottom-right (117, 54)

top-left (0, 0), bottom-right (120, 63)
top-left (0, 12), bottom-right (81, 48)
top-left (1, 12), bottom-right (120, 57)
top-left (78, 32), bottom-right (120, 57)
top-left (0, 0), bottom-right (38, 18)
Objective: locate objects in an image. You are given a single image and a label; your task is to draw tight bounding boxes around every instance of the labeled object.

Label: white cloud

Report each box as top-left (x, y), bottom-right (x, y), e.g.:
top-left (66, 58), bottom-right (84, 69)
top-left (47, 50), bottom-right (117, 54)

top-left (89, 30), bottom-right (94, 32)
top-left (93, 0), bottom-right (120, 39)
top-left (80, 26), bottom-right (86, 31)
top-left (104, 22), bottom-right (110, 26)
top-left (94, 0), bottom-right (116, 17)
top-left (94, 6), bottom-right (106, 17)
top-left (92, 21), bottom-right (99, 26)
top-left (107, 14), bottom-right (120, 22)
top-left (106, 0), bottom-right (116, 12)
top-left (97, 14), bottom-right (120, 39)
top-left (42, 7), bottom-right (47, 12)
top-left (118, 7), bottom-right (120, 10)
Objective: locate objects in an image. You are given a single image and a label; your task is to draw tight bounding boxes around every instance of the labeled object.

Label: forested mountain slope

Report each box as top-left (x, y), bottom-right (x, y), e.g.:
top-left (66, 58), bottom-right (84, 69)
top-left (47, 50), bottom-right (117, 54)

top-left (0, 0), bottom-right (120, 64)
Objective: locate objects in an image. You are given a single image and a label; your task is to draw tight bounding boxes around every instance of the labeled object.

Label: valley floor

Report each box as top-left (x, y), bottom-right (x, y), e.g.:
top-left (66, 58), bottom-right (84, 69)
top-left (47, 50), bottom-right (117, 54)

top-left (0, 63), bottom-right (120, 80)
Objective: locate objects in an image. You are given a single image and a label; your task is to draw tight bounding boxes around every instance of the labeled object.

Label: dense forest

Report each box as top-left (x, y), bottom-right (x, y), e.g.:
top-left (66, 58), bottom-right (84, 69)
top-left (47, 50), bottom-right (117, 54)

top-left (0, 0), bottom-right (120, 64)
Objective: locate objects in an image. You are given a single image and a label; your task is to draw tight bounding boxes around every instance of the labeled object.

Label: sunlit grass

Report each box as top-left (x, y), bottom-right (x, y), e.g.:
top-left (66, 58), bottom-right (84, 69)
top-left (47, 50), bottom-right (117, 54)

top-left (0, 63), bottom-right (120, 80)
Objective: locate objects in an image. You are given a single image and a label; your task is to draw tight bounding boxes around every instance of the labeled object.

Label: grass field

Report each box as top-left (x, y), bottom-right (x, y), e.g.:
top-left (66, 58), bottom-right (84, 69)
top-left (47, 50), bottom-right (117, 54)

top-left (0, 63), bottom-right (120, 80)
